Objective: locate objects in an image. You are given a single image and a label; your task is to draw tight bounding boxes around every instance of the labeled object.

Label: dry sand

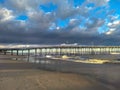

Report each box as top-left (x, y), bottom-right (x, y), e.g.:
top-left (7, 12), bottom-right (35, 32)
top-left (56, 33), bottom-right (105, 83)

top-left (0, 55), bottom-right (119, 90)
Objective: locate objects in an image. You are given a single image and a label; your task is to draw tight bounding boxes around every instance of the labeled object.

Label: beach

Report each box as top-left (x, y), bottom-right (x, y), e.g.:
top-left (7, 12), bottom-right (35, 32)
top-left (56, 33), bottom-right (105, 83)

top-left (0, 54), bottom-right (120, 90)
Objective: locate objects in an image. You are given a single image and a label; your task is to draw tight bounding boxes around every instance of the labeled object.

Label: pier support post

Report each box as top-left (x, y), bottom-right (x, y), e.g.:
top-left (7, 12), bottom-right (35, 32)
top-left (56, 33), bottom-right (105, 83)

top-left (11, 50), bottom-right (13, 55)
top-left (35, 48), bottom-right (37, 63)
top-left (4, 50), bottom-right (7, 55)
top-left (28, 49), bottom-right (30, 62)
top-left (16, 50), bottom-right (18, 56)
top-left (22, 49), bottom-right (24, 56)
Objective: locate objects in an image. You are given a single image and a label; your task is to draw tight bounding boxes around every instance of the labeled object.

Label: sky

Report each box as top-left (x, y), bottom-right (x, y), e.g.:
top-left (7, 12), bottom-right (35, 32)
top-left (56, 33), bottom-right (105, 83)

top-left (0, 0), bottom-right (120, 45)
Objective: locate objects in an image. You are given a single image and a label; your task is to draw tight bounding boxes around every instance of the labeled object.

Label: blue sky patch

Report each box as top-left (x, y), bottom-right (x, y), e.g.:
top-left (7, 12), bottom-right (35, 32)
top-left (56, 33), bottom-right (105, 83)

top-left (87, 3), bottom-right (95, 8)
top-left (109, 0), bottom-right (120, 14)
top-left (57, 18), bottom-right (70, 28)
top-left (0, 0), bottom-right (5, 3)
top-left (16, 15), bottom-right (28, 21)
top-left (98, 25), bottom-right (108, 34)
top-left (73, 0), bottom-right (84, 7)
top-left (40, 2), bottom-right (57, 12)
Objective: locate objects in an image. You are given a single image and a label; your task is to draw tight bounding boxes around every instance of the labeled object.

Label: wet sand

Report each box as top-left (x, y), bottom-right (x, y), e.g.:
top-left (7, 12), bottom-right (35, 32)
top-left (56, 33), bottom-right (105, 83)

top-left (0, 55), bottom-right (119, 90)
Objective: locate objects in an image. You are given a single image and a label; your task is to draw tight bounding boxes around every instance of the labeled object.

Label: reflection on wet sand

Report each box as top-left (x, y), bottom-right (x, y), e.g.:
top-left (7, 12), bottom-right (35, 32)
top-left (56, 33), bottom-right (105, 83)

top-left (0, 54), bottom-right (120, 90)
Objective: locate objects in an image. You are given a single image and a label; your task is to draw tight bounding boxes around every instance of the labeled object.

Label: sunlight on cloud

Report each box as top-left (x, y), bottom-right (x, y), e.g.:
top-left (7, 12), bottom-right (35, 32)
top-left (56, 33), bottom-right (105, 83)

top-left (0, 8), bottom-right (14, 22)
top-left (113, 20), bottom-right (120, 25)
top-left (106, 28), bottom-right (115, 35)
top-left (108, 20), bottom-right (120, 28)
top-left (56, 27), bottom-right (60, 30)
top-left (107, 22), bottom-right (112, 26)
top-left (0, 45), bottom-right (5, 48)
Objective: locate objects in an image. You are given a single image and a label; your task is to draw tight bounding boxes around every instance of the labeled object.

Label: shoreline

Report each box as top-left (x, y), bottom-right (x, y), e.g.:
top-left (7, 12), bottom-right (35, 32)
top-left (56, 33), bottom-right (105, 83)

top-left (0, 54), bottom-right (120, 90)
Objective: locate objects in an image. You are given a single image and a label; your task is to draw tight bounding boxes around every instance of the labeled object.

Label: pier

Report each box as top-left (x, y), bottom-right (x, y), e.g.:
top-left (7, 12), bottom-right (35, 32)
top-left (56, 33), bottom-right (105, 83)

top-left (1, 45), bottom-right (120, 56)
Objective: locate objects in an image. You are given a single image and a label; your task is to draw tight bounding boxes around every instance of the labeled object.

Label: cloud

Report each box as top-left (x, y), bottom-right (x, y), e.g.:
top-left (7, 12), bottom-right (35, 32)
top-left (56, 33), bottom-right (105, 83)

top-left (108, 20), bottom-right (120, 28)
top-left (106, 28), bottom-right (116, 35)
top-left (0, 0), bottom-right (120, 45)
top-left (87, 0), bottom-right (110, 6)
top-left (0, 8), bottom-right (14, 22)
top-left (106, 19), bottom-right (120, 35)
top-left (5, 0), bottom-right (41, 12)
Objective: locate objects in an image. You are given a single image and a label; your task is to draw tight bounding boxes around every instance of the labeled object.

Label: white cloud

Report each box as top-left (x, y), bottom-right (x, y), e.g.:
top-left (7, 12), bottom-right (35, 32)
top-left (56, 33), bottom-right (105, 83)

top-left (107, 20), bottom-right (120, 28)
top-left (56, 26), bottom-right (60, 30)
top-left (107, 22), bottom-right (112, 26)
top-left (69, 19), bottom-right (79, 25)
top-left (113, 20), bottom-right (120, 25)
top-left (106, 28), bottom-right (115, 35)
top-left (0, 8), bottom-right (14, 22)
